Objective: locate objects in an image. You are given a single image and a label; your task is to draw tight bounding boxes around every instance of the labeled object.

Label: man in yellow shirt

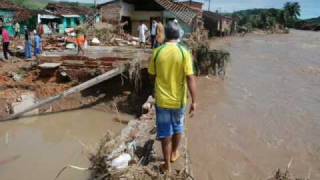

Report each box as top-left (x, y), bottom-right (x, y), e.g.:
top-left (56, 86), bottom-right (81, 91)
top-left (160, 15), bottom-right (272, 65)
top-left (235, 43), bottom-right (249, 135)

top-left (148, 21), bottom-right (197, 172)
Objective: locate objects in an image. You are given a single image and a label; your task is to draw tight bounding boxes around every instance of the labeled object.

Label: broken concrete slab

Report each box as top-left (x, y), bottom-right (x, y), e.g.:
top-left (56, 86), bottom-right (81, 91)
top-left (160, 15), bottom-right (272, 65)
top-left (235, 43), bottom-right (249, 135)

top-left (39, 63), bottom-right (62, 69)
top-left (10, 92), bottom-right (39, 117)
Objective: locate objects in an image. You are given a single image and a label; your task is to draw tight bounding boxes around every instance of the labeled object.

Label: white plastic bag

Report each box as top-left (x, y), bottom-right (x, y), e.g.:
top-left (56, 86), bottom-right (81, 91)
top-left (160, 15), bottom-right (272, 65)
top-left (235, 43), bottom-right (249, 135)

top-left (111, 153), bottom-right (131, 170)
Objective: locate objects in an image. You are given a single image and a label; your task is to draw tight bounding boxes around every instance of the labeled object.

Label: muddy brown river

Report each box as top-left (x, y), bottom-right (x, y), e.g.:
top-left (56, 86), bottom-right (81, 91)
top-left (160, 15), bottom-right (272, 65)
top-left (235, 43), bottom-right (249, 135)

top-left (0, 108), bottom-right (131, 180)
top-left (0, 30), bottom-right (320, 180)
top-left (188, 30), bottom-right (320, 180)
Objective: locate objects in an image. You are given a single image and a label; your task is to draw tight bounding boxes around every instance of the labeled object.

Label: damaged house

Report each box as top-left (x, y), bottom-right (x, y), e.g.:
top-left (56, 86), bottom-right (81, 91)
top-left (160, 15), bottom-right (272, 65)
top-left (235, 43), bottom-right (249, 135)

top-left (0, 0), bottom-right (32, 36)
top-left (203, 11), bottom-right (238, 37)
top-left (98, 0), bottom-right (201, 36)
top-left (37, 3), bottom-right (99, 34)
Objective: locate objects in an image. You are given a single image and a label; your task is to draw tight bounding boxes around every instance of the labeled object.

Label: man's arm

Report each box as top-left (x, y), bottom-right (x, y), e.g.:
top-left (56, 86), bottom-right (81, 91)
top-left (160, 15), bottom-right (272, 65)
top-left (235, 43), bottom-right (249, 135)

top-left (187, 75), bottom-right (196, 117)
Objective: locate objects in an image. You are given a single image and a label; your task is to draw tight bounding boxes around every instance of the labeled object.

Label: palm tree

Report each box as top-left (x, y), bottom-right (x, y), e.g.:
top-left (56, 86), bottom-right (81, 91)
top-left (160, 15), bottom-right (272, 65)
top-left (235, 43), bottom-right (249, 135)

top-left (284, 2), bottom-right (301, 20)
top-left (283, 2), bottom-right (301, 27)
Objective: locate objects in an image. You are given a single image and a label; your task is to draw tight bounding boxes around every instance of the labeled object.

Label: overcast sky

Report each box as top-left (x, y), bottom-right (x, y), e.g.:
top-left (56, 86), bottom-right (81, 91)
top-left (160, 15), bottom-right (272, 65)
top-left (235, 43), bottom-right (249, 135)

top-left (67, 0), bottom-right (319, 19)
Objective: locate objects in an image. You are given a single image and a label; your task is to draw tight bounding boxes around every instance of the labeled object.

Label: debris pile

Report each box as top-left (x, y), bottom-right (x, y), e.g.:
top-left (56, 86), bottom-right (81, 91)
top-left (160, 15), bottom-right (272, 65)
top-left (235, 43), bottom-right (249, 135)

top-left (77, 23), bottom-right (140, 47)
top-left (267, 168), bottom-right (310, 180)
top-left (38, 55), bottom-right (129, 83)
top-left (194, 44), bottom-right (230, 77)
top-left (89, 96), bottom-right (194, 180)
top-left (43, 36), bottom-right (66, 51)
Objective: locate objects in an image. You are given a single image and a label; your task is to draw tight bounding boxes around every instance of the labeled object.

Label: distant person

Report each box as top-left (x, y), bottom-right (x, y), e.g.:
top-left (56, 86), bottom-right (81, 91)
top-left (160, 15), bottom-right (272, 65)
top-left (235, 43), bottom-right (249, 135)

top-left (52, 22), bottom-right (57, 33)
top-left (76, 30), bottom-right (85, 56)
top-left (173, 19), bottom-right (184, 43)
top-left (148, 22), bottom-right (197, 173)
top-left (151, 20), bottom-right (157, 48)
top-left (14, 22), bottom-right (20, 39)
top-left (156, 19), bottom-right (165, 47)
top-left (34, 31), bottom-right (42, 57)
top-left (0, 19), bottom-right (14, 61)
top-left (38, 24), bottom-right (44, 36)
top-left (24, 27), bottom-right (32, 60)
top-left (138, 21), bottom-right (148, 48)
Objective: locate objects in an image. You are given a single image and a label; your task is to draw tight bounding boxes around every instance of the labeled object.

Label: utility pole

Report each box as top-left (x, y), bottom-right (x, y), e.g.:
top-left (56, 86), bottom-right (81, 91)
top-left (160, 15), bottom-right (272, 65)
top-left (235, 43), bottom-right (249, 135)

top-left (208, 0), bottom-right (211, 11)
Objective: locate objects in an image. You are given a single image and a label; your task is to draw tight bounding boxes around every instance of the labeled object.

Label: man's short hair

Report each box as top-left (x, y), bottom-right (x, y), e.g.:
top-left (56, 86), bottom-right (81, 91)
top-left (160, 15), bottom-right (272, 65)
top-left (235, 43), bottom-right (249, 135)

top-left (165, 21), bottom-right (180, 41)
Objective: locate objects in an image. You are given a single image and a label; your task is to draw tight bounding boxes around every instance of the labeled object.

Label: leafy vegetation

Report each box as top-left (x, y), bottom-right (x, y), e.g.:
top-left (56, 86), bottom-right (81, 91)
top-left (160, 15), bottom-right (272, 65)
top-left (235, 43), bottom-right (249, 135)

top-left (8, 0), bottom-right (95, 10)
top-left (233, 2), bottom-right (301, 31)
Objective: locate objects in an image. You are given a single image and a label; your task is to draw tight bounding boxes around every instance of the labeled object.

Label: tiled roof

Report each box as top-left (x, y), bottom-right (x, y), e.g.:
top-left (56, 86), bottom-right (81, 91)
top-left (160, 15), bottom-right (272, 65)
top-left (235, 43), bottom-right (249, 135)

top-left (46, 3), bottom-right (94, 16)
top-left (154, 0), bottom-right (198, 25)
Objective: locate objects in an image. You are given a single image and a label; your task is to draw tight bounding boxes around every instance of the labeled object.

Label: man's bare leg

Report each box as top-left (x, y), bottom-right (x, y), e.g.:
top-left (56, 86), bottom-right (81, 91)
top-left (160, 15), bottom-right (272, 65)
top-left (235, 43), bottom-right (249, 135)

top-left (171, 133), bottom-right (182, 162)
top-left (160, 137), bottom-right (172, 171)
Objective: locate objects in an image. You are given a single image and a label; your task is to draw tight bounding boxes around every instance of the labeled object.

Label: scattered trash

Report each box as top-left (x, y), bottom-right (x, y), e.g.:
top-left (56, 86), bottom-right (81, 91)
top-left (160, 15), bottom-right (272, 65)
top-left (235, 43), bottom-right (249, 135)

top-left (12, 73), bottom-right (23, 82)
top-left (91, 38), bottom-right (100, 45)
top-left (55, 165), bottom-right (89, 180)
top-left (111, 153), bottom-right (132, 170)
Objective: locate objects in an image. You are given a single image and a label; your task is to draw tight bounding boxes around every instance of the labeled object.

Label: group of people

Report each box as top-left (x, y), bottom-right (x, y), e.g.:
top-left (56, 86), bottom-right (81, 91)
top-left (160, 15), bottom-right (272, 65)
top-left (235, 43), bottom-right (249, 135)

top-left (138, 19), bottom-right (185, 49)
top-left (138, 18), bottom-right (165, 49)
top-left (0, 19), bottom-right (42, 61)
top-left (24, 27), bottom-right (43, 60)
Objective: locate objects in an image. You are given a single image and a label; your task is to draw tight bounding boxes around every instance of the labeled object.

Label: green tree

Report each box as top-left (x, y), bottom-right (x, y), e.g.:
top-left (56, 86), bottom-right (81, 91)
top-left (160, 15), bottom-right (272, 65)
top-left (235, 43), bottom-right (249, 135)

top-left (283, 2), bottom-right (301, 27)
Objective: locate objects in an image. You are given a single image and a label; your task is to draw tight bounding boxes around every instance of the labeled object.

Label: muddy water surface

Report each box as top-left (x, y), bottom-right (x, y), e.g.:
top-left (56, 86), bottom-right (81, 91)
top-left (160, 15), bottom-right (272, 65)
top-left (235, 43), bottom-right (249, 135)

top-left (0, 107), bottom-right (131, 180)
top-left (189, 30), bottom-right (320, 180)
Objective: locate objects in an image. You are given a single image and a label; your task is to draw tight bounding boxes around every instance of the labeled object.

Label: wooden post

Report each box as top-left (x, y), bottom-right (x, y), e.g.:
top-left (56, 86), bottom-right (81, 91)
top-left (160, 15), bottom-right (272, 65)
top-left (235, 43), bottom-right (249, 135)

top-left (2, 66), bottom-right (126, 121)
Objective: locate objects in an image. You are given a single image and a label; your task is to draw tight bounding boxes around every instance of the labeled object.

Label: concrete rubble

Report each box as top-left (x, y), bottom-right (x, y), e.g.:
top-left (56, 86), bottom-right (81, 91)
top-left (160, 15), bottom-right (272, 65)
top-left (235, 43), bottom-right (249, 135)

top-left (0, 40), bottom-right (152, 120)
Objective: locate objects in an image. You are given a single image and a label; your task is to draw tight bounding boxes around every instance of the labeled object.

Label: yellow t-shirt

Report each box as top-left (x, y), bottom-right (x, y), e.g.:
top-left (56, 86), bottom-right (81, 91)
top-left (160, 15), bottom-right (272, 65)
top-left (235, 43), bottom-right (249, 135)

top-left (148, 43), bottom-right (194, 109)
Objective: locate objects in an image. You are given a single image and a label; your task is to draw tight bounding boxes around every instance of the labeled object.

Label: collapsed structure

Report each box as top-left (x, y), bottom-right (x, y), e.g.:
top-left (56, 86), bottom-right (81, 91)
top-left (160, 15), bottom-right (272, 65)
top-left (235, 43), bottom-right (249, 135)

top-left (37, 3), bottom-right (100, 34)
top-left (98, 0), bottom-right (202, 36)
top-left (203, 11), bottom-right (238, 37)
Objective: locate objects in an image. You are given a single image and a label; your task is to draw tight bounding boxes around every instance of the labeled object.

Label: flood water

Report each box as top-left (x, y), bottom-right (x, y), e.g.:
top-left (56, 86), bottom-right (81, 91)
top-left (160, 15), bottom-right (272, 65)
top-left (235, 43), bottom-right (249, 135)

top-left (0, 107), bottom-right (131, 180)
top-left (188, 30), bottom-right (320, 179)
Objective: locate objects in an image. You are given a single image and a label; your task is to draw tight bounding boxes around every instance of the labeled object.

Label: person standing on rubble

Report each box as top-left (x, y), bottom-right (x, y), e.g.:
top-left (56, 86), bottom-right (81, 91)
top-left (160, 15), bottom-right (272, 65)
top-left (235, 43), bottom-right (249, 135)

top-left (148, 22), bottom-right (197, 172)
top-left (76, 30), bottom-right (85, 56)
top-left (155, 19), bottom-right (165, 48)
top-left (34, 31), bottom-right (42, 57)
top-left (24, 27), bottom-right (32, 60)
top-left (0, 19), bottom-right (14, 61)
top-left (138, 21), bottom-right (148, 48)
top-left (14, 21), bottom-right (20, 39)
top-left (151, 20), bottom-right (157, 48)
